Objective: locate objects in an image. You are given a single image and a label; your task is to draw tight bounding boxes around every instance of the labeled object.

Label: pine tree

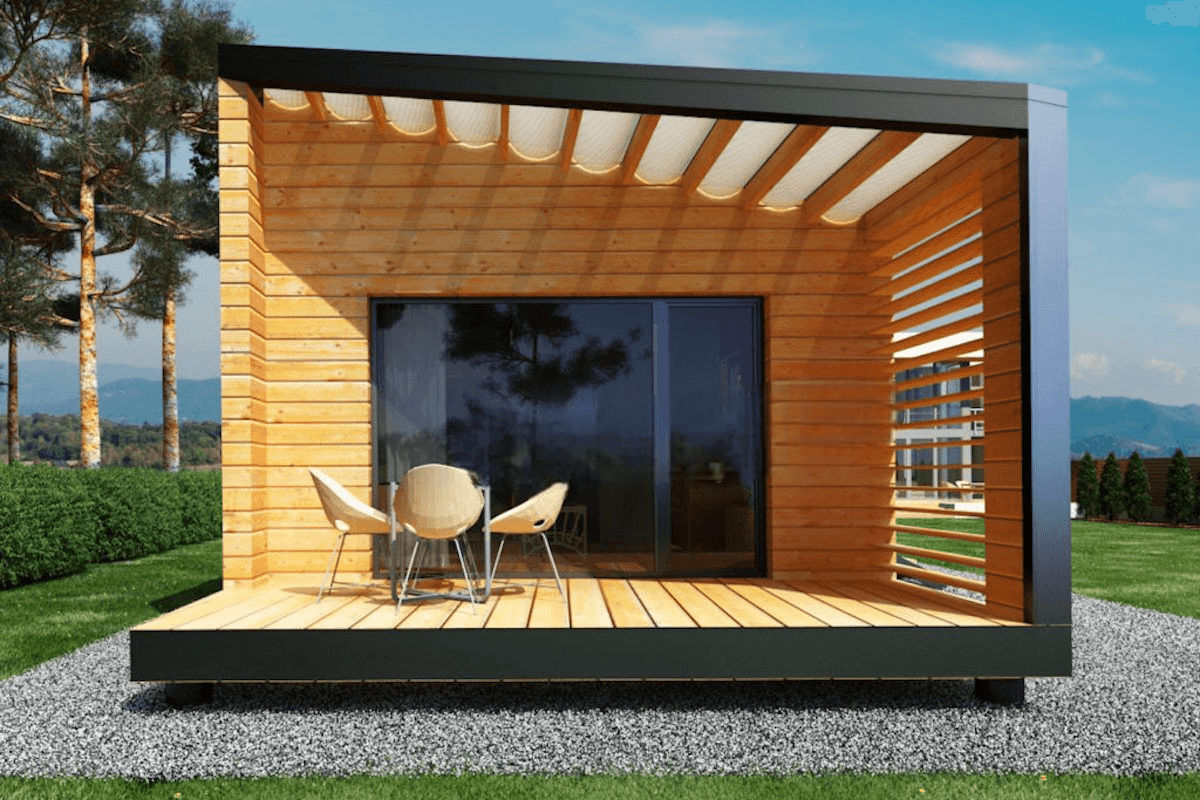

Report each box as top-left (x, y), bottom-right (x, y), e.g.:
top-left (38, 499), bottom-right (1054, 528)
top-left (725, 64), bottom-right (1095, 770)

top-left (1122, 451), bottom-right (1152, 522)
top-left (1098, 452), bottom-right (1124, 521)
top-left (1076, 452), bottom-right (1099, 519)
top-left (1164, 448), bottom-right (1195, 525)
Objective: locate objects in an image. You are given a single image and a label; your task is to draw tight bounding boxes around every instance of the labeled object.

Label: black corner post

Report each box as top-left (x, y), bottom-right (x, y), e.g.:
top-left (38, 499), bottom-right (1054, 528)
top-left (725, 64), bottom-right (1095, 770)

top-left (974, 678), bottom-right (1025, 705)
top-left (165, 682), bottom-right (215, 707)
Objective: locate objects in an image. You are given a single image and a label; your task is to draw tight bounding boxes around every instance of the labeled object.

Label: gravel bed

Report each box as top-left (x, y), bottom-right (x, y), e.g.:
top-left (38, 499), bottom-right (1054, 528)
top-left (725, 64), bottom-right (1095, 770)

top-left (1, 593), bottom-right (1198, 779)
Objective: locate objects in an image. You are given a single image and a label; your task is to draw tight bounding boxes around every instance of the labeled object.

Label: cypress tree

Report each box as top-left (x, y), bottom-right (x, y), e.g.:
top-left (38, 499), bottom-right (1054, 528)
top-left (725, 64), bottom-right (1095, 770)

top-left (1164, 448), bottom-right (1195, 525)
top-left (1122, 451), bottom-right (1152, 522)
top-left (1098, 452), bottom-right (1124, 521)
top-left (1076, 452), bottom-right (1099, 519)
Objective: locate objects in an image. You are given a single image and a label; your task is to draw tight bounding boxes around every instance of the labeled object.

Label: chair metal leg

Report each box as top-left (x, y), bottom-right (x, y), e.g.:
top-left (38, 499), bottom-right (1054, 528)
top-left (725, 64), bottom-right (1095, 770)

top-left (397, 537), bottom-right (423, 610)
top-left (540, 531), bottom-right (567, 601)
top-left (318, 532), bottom-right (347, 602)
top-left (452, 537), bottom-right (478, 615)
top-left (461, 535), bottom-right (483, 600)
top-left (489, 534), bottom-right (509, 584)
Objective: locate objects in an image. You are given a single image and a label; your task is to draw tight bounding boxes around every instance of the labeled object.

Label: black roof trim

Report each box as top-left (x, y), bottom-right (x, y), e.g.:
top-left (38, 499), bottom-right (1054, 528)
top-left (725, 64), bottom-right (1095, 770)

top-left (219, 43), bottom-right (1066, 134)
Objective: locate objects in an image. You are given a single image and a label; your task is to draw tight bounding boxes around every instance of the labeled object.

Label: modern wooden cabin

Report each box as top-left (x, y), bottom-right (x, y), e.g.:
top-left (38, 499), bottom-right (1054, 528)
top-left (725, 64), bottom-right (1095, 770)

top-left (131, 44), bottom-right (1070, 703)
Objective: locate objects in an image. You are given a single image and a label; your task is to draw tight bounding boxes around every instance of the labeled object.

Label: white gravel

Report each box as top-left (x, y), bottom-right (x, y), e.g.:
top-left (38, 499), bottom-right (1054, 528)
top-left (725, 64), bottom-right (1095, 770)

top-left (1, 593), bottom-right (1198, 779)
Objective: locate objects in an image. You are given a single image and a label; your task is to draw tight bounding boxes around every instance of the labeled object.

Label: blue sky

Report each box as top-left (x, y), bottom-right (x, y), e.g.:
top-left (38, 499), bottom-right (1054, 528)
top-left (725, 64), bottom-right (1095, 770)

top-left (27, 0), bottom-right (1200, 406)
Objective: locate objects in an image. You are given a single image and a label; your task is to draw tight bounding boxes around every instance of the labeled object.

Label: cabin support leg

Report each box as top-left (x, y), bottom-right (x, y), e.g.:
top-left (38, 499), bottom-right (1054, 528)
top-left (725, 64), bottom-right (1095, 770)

top-left (165, 682), bottom-right (214, 707)
top-left (974, 678), bottom-right (1024, 705)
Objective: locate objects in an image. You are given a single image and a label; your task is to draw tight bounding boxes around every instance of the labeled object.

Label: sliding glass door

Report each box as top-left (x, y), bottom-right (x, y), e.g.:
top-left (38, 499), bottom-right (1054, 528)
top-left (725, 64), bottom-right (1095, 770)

top-left (373, 298), bottom-right (761, 577)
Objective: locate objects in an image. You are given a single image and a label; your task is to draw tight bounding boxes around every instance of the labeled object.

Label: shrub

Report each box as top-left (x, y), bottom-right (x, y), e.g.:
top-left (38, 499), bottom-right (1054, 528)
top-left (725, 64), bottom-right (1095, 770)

top-left (1076, 452), bottom-right (1099, 519)
top-left (1164, 449), bottom-right (1195, 525)
top-left (79, 467), bottom-right (183, 562)
top-left (177, 468), bottom-right (222, 545)
top-left (1122, 451), bottom-right (1152, 522)
top-left (0, 464), bottom-right (99, 588)
top-left (1098, 452), bottom-right (1124, 521)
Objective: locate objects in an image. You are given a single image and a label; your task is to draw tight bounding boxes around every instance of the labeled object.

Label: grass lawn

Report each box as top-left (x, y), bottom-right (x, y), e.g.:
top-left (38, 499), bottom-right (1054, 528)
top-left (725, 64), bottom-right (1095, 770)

top-left (2, 521), bottom-right (1199, 796)
top-left (2, 774), bottom-right (1199, 800)
top-left (0, 539), bottom-right (221, 681)
top-left (897, 518), bottom-right (1200, 619)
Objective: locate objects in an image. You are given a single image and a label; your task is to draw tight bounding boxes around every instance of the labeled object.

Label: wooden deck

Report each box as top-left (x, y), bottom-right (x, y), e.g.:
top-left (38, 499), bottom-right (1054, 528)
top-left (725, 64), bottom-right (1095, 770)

top-left (128, 575), bottom-right (1069, 684)
top-left (134, 576), bottom-right (1021, 634)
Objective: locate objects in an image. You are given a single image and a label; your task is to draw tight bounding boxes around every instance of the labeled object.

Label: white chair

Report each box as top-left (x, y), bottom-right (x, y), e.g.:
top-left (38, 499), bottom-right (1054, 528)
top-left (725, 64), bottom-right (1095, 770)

top-left (489, 482), bottom-right (569, 601)
top-left (393, 464), bottom-right (485, 610)
top-left (309, 468), bottom-right (391, 601)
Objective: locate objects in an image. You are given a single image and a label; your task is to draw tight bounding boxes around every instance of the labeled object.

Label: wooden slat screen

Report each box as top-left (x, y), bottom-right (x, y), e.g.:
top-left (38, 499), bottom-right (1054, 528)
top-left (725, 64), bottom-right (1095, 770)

top-left (867, 136), bottom-right (1024, 620)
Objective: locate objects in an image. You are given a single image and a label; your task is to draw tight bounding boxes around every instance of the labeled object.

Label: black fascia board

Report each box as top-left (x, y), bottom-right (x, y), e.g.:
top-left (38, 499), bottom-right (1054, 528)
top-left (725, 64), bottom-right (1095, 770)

top-left (219, 43), bottom-right (1065, 135)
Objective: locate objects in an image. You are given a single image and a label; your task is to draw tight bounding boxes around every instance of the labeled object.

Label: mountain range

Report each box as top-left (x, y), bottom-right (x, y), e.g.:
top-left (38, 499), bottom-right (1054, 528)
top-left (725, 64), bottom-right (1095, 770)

top-left (4, 360), bottom-right (220, 424)
top-left (4, 362), bottom-right (1200, 453)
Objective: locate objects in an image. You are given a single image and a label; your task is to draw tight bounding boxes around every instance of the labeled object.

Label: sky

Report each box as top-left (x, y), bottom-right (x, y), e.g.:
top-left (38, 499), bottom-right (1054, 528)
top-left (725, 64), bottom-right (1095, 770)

top-left (22, 0), bottom-right (1200, 406)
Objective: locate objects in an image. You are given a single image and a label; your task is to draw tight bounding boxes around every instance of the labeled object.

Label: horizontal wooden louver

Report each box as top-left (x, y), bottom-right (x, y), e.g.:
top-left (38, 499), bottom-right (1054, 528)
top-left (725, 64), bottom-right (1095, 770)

top-left (878, 198), bottom-right (988, 602)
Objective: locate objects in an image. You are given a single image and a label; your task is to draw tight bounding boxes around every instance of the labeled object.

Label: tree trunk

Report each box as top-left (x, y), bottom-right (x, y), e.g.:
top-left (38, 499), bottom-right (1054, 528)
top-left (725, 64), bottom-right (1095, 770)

top-left (162, 287), bottom-right (179, 471)
top-left (7, 334), bottom-right (17, 464)
top-left (78, 27), bottom-right (100, 469)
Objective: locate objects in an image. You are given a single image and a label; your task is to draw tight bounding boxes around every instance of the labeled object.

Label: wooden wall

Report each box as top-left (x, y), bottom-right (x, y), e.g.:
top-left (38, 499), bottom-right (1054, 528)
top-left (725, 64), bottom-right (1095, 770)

top-left (218, 83), bottom-right (1025, 607)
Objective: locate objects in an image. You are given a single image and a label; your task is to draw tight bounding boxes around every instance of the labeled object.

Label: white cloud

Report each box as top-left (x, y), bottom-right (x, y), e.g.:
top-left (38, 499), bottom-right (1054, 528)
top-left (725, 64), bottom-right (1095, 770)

top-left (640, 20), bottom-right (786, 68)
top-left (934, 42), bottom-right (1151, 85)
top-left (1072, 353), bottom-right (1110, 379)
top-left (1165, 303), bottom-right (1200, 325)
top-left (1118, 173), bottom-right (1200, 209)
top-left (1145, 358), bottom-right (1186, 384)
top-left (1147, 0), bottom-right (1200, 26)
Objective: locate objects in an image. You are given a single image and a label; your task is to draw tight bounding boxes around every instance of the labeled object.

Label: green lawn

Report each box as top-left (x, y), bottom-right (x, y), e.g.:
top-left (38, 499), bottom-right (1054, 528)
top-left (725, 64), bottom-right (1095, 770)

top-left (2, 520), bottom-right (1199, 797)
top-left (0, 539), bottom-right (221, 681)
top-left (2, 774), bottom-right (1199, 800)
top-left (897, 518), bottom-right (1200, 619)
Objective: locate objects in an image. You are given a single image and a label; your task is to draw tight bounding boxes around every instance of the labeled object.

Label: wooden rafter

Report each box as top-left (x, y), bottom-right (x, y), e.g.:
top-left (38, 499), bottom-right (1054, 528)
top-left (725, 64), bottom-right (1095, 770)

top-left (741, 124), bottom-right (828, 209)
top-left (801, 130), bottom-right (921, 224)
top-left (499, 104), bottom-right (510, 162)
top-left (619, 114), bottom-right (659, 184)
top-left (864, 137), bottom-right (995, 246)
top-left (681, 119), bottom-right (741, 196)
top-left (366, 95), bottom-right (389, 133)
top-left (432, 100), bottom-right (449, 145)
top-left (560, 108), bottom-right (583, 173)
top-left (304, 91), bottom-right (327, 122)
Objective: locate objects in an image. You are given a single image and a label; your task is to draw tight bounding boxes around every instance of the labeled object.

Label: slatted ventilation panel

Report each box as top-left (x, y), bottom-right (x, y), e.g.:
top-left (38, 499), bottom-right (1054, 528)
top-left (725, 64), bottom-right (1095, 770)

top-left (872, 210), bottom-right (989, 599)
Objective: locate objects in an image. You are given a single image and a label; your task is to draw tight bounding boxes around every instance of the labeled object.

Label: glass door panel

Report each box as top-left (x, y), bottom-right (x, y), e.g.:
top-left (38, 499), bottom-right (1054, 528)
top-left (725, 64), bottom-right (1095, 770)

top-left (667, 303), bottom-right (760, 573)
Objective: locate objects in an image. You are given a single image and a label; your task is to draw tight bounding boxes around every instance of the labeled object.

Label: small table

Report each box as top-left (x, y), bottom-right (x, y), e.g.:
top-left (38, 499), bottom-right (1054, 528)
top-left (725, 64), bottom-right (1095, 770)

top-left (388, 483), bottom-right (492, 606)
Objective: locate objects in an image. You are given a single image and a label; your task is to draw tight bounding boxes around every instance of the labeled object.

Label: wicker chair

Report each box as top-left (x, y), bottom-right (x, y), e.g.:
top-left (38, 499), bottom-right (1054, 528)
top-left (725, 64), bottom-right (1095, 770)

top-left (489, 482), bottom-right (569, 601)
top-left (309, 468), bottom-right (391, 601)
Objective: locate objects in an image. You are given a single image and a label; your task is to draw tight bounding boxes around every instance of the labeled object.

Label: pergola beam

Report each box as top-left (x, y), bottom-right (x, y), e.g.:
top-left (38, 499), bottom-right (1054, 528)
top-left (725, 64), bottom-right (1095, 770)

top-left (304, 91), bottom-right (327, 122)
top-left (366, 95), bottom-right (389, 133)
top-left (499, 104), bottom-right (510, 162)
top-left (801, 130), bottom-right (921, 224)
top-left (432, 100), bottom-right (449, 145)
top-left (681, 119), bottom-right (740, 196)
top-left (560, 108), bottom-right (583, 174)
top-left (741, 124), bottom-right (828, 209)
top-left (619, 114), bottom-right (659, 184)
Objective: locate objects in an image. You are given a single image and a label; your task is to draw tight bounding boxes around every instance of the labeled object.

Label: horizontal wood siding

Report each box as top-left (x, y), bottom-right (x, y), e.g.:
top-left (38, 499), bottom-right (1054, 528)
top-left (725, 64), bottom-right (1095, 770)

top-left (220, 79), bottom-right (270, 588)
top-left (222, 97), bottom-right (1016, 587)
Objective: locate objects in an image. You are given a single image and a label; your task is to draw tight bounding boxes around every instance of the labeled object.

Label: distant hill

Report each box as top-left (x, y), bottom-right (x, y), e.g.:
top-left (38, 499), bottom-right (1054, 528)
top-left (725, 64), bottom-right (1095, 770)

top-left (1070, 396), bottom-right (1200, 459)
top-left (3, 360), bottom-right (220, 424)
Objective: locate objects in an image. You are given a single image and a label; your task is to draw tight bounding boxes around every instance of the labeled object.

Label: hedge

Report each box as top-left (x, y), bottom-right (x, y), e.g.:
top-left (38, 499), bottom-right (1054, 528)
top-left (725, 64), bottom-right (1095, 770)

top-left (0, 465), bottom-right (221, 589)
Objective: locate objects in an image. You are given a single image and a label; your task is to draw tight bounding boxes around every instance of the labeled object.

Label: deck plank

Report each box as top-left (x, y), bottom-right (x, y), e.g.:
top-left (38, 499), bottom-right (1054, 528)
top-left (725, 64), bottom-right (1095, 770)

top-left (569, 578), bottom-right (614, 628)
top-left (263, 593), bottom-right (360, 629)
top-left (598, 579), bottom-right (654, 628)
top-left (309, 591), bottom-right (393, 629)
top-left (442, 585), bottom-right (502, 628)
top-left (690, 580), bottom-right (782, 627)
top-left (529, 579), bottom-right (571, 629)
top-left (628, 580), bottom-right (695, 628)
top-left (817, 582), bottom-right (954, 627)
top-left (659, 580), bottom-right (738, 628)
top-left (760, 580), bottom-right (870, 627)
top-left (175, 589), bottom-right (290, 631)
top-left (801, 581), bottom-right (915, 626)
top-left (485, 584), bottom-right (535, 628)
top-left (220, 591), bottom-right (316, 630)
top-left (351, 598), bottom-right (417, 629)
top-left (721, 579), bottom-right (827, 627)
top-left (873, 580), bottom-right (1004, 626)
top-left (133, 589), bottom-right (256, 631)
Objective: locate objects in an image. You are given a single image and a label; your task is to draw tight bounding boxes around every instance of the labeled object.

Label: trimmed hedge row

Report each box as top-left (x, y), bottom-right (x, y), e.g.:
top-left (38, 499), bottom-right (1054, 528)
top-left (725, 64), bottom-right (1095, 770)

top-left (0, 464), bottom-right (222, 589)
